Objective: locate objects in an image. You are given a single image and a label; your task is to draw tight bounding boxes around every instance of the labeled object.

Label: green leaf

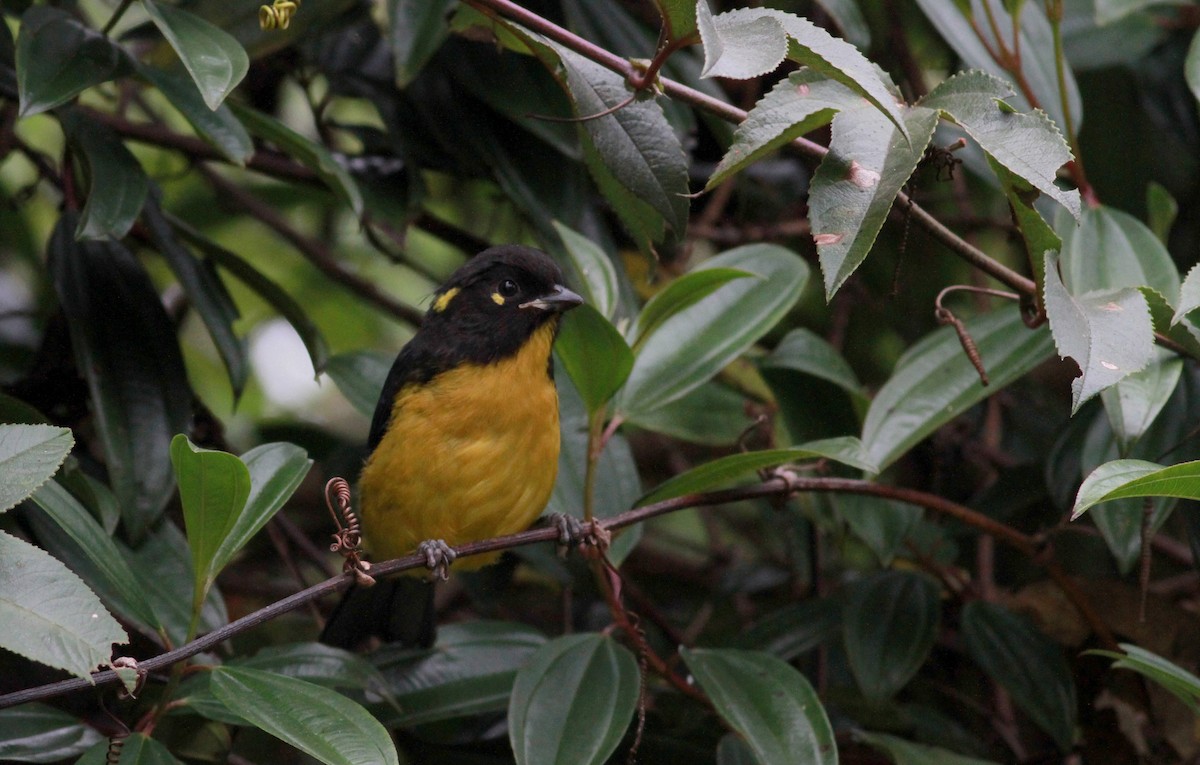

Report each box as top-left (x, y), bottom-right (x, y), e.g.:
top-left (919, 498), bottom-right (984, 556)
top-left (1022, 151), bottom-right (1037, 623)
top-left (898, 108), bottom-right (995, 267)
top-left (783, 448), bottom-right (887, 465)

top-left (624, 381), bottom-right (752, 446)
top-left (706, 70), bottom-right (855, 190)
top-left (1071, 458), bottom-right (1200, 519)
top-left (1188, 28), bottom-right (1200, 109)
top-left (324, 351), bottom-right (392, 417)
top-left (921, 70), bottom-right (1081, 220)
top-left (1100, 351), bottom-right (1182, 454)
top-left (142, 0), bottom-right (248, 111)
top-left (231, 103), bottom-right (364, 217)
top-left (75, 732), bottom-right (182, 765)
top-left (1088, 643), bottom-right (1200, 714)
top-left (211, 666), bottom-right (400, 765)
top-left (372, 621), bottom-right (547, 726)
top-left (0, 703), bottom-right (102, 764)
top-left (1058, 204), bottom-right (1179, 302)
top-left (960, 601), bottom-right (1076, 751)
top-left (170, 434), bottom-right (251, 603)
top-left (124, 521), bottom-right (227, 649)
top-left (1146, 181), bottom-right (1178, 245)
top-left (989, 157), bottom-right (1060, 304)
top-left (555, 304), bottom-right (633, 414)
top-left (552, 221), bottom-right (619, 320)
top-left (208, 442), bottom-right (310, 577)
top-left (810, 103), bottom-right (939, 297)
top-left (390, 0), bottom-right (455, 87)
top-left (60, 111), bottom-right (148, 241)
top-left (861, 305), bottom-right (1054, 473)
top-left (733, 598), bottom-right (842, 660)
top-left (653, 0), bottom-right (698, 43)
top-left (1043, 250), bottom-right (1154, 413)
top-left (29, 480), bottom-right (161, 635)
top-left (761, 327), bottom-right (866, 403)
top-left (639, 438), bottom-right (874, 506)
top-left (1173, 263), bottom-right (1200, 327)
top-left (15, 6), bottom-right (129, 117)
top-left (815, 0), bottom-right (870, 49)
top-left (0, 530), bottom-right (126, 681)
top-left (141, 63), bottom-right (253, 165)
top-left (681, 648), bottom-right (836, 765)
top-left (632, 268), bottom-right (757, 348)
top-left (843, 571), bottom-right (939, 698)
top-left (143, 195), bottom-right (248, 398)
top-left (0, 424), bottom-right (72, 514)
top-left (618, 244), bottom-right (807, 417)
top-left (696, 3), bottom-right (908, 138)
top-left (837, 494), bottom-right (923, 565)
top-left (48, 215), bottom-right (193, 542)
top-left (854, 730), bottom-right (1000, 765)
top-left (509, 633), bottom-right (639, 765)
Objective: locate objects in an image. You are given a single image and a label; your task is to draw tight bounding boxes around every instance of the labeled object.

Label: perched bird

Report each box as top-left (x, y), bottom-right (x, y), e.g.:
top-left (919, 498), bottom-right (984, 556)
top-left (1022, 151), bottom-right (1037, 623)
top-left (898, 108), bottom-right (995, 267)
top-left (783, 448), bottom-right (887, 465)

top-left (322, 245), bottom-right (583, 648)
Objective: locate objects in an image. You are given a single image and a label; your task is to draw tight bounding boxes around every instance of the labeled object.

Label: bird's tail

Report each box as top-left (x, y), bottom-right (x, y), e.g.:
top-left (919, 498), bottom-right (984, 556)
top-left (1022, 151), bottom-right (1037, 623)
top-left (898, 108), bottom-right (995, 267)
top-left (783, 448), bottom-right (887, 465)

top-left (320, 576), bottom-right (436, 649)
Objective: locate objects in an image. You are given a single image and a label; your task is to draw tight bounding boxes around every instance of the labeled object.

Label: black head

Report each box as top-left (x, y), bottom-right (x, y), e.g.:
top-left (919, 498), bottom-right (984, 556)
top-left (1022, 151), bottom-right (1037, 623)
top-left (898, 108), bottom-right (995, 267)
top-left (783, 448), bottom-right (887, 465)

top-left (419, 245), bottom-right (583, 365)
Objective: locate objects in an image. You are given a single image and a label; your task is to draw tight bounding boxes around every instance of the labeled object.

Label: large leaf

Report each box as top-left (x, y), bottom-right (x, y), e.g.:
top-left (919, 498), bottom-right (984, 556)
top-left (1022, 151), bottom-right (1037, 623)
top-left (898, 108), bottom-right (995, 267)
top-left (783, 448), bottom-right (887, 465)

top-left (60, 111), bottom-right (148, 241)
top-left (142, 0), bottom-right (248, 110)
top-left (1099, 351), bottom-right (1182, 454)
top-left (1072, 458), bottom-right (1200, 519)
top-left (1043, 250), bottom-right (1154, 414)
top-left (509, 633), bottom-right (639, 765)
top-left (48, 215), bottom-right (193, 541)
top-left (211, 666), bottom-right (399, 765)
top-left (15, 6), bottom-right (129, 117)
top-left (843, 571), bottom-right (940, 698)
top-left (836, 494), bottom-right (923, 565)
top-left (810, 101), bottom-right (939, 297)
top-left (170, 435), bottom-right (251, 606)
top-left (626, 381), bottom-right (752, 446)
top-left (324, 350), bottom-right (392, 417)
top-left (0, 703), bottom-right (102, 764)
top-left (1059, 204), bottom-right (1179, 305)
top-left (390, 0), bottom-right (455, 87)
top-left (124, 522), bottom-right (227, 648)
top-left (960, 601), bottom-right (1076, 751)
top-left (854, 731), bottom-right (1000, 765)
top-left (1089, 643), bottom-right (1200, 714)
top-left (0, 530), bottom-right (126, 681)
top-left (733, 598), bottom-right (843, 661)
top-left (861, 306), bottom-right (1055, 473)
top-left (617, 244), bottom-right (807, 418)
top-left (681, 648), bottom-right (837, 765)
top-left (631, 268), bottom-right (757, 348)
top-left (141, 63), bottom-right (253, 165)
top-left (0, 424), bottom-right (72, 514)
top-left (761, 327), bottom-right (866, 404)
top-left (921, 70), bottom-right (1081, 220)
top-left (553, 221), bottom-right (619, 320)
top-left (555, 304), bottom-right (633, 414)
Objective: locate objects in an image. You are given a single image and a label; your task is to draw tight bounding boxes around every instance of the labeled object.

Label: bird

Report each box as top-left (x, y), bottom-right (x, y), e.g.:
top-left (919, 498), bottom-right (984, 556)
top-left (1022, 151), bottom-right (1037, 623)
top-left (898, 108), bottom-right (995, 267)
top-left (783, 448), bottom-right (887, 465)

top-left (321, 244), bottom-right (583, 648)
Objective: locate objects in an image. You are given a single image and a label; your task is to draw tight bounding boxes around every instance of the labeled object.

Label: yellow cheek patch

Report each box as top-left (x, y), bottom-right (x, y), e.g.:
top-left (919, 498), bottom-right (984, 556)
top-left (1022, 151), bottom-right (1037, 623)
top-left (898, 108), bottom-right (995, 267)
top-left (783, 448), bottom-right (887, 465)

top-left (491, 292), bottom-right (505, 306)
top-left (433, 287), bottom-right (460, 313)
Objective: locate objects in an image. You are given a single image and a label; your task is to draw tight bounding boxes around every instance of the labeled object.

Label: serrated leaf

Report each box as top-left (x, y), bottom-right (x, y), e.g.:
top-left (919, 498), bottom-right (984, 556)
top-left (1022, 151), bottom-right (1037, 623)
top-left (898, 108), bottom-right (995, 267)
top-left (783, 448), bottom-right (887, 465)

top-left (844, 571), bottom-right (939, 698)
top-left (0, 703), bottom-right (103, 764)
top-left (696, 4), bottom-right (789, 80)
top-left (509, 633), bottom-right (639, 765)
top-left (47, 215), bottom-right (192, 542)
top-left (390, 0), bottom-right (455, 87)
top-left (1043, 250), bottom-right (1154, 413)
top-left (15, 6), bottom-right (129, 117)
top-left (142, 0), bottom-right (248, 111)
top-left (0, 424), bottom-right (72, 514)
top-left (211, 666), bottom-right (399, 765)
top-left (639, 438), bottom-right (874, 506)
top-left (921, 70), bottom-right (1080, 220)
top-left (555, 305), bottom-right (633, 414)
top-left (170, 435), bottom-right (251, 605)
top-left (681, 648), bottom-right (836, 765)
top-left (231, 103), bottom-right (364, 217)
top-left (861, 305), bottom-right (1054, 473)
top-left (761, 327), bottom-right (866, 402)
top-left (632, 268), bottom-right (757, 348)
top-left (0, 530), bottom-right (126, 681)
top-left (141, 63), bottom-right (253, 165)
top-left (1100, 351), bottom-right (1182, 453)
top-left (552, 221), bottom-right (619, 319)
top-left (854, 730), bottom-right (1000, 765)
top-left (1058, 204), bottom-right (1179, 301)
top-left (1173, 264), bottom-right (1200, 327)
top-left (60, 111), bottom-right (147, 241)
top-left (1089, 643), bottom-right (1200, 714)
top-left (618, 244), bottom-right (807, 417)
top-left (324, 351), bottom-right (392, 417)
top-left (960, 601), bottom-right (1076, 751)
top-left (1071, 458), bottom-right (1200, 519)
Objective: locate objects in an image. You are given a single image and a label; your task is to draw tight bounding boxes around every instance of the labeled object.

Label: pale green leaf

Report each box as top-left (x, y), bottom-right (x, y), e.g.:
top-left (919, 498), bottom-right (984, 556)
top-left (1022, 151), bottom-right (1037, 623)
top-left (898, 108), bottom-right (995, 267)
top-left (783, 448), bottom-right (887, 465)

top-left (142, 0), bottom-right (249, 110)
top-left (142, 63), bottom-right (253, 165)
top-left (552, 221), bottom-right (619, 319)
top-left (1072, 458), bottom-right (1200, 519)
top-left (1089, 643), bottom-right (1200, 714)
top-left (1058, 204), bottom-right (1179, 302)
top-left (0, 424), bottom-right (72, 514)
top-left (1100, 350), bottom-right (1182, 453)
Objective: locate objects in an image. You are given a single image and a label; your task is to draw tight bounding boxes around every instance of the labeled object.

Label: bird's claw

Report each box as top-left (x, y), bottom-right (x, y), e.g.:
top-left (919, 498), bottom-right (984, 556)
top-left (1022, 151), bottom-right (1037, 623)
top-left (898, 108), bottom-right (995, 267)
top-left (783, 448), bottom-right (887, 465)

top-left (418, 539), bottom-right (456, 581)
top-left (547, 512), bottom-right (586, 557)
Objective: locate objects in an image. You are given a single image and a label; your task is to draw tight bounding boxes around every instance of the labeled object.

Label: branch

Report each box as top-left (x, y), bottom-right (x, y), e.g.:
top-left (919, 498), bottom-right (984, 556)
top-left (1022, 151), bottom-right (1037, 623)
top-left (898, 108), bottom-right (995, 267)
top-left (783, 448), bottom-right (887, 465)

top-left (0, 474), bottom-right (1114, 711)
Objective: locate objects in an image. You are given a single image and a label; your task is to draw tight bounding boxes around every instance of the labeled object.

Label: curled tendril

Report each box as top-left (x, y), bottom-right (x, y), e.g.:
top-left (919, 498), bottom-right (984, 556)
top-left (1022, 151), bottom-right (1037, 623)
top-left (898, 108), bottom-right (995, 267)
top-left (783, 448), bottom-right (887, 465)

top-left (259, 0), bottom-right (299, 30)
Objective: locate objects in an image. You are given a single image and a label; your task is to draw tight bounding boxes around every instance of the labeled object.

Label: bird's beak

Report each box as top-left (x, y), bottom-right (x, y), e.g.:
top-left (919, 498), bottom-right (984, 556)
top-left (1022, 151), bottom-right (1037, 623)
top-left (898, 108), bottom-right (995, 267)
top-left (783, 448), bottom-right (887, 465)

top-left (520, 284), bottom-right (584, 312)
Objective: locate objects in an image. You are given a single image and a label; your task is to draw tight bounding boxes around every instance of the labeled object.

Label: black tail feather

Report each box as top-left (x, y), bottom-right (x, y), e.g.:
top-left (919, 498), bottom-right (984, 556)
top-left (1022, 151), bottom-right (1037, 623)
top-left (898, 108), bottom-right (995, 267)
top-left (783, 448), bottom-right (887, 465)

top-left (320, 577), bottom-right (437, 649)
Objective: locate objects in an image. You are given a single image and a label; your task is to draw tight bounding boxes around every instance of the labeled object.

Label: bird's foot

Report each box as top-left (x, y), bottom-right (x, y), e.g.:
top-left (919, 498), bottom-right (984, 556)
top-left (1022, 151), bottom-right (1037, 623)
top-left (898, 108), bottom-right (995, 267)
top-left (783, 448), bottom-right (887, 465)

top-left (546, 513), bottom-right (586, 558)
top-left (417, 539), bottom-right (457, 581)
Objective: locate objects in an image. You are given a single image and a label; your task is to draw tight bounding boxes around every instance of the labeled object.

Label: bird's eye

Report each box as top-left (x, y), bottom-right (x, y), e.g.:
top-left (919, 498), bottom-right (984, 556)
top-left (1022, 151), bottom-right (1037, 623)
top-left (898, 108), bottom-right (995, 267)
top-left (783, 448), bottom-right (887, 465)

top-left (499, 279), bottom-right (520, 298)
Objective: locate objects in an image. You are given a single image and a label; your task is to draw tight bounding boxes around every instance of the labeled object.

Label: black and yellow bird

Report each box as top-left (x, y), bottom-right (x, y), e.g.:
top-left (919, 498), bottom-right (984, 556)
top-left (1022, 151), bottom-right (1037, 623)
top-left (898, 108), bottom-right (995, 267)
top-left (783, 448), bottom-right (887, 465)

top-left (322, 245), bottom-right (583, 648)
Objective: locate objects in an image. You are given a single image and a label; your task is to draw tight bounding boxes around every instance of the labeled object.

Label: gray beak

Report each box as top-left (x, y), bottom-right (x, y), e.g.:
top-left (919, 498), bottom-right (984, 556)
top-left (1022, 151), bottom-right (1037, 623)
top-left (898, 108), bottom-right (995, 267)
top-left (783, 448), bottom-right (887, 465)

top-left (520, 284), bottom-right (584, 312)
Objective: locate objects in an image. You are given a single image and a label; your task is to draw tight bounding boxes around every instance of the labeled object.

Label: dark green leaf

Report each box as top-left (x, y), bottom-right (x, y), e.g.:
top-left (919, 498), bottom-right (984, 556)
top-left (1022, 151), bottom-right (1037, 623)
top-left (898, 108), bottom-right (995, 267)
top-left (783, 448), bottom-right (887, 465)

top-left (60, 111), bottom-right (147, 241)
top-left (624, 381), bottom-right (751, 446)
top-left (653, 0), bottom-right (698, 43)
top-left (211, 666), bottom-right (400, 765)
top-left (15, 6), bottom-right (128, 117)
top-left (854, 730), bottom-right (1000, 765)
top-left (1088, 643), bottom-right (1200, 714)
top-left (0, 703), bottom-right (102, 764)
top-left (989, 157), bottom-right (1060, 304)
top-left (0, 530), bottom-right (126, 681)
top-left (325, 351), bottom-right (392, 417)
top-left (390, 0), bottom-right (455, 87)
top-left (761, 327), bottom-right (866, 403)
top-left (815, 0), bottom-right (870, 49)
top-left (509, 633), bottom-right (639, 765)
top-left (142, 0), bottom-right (248, 110)
top-left (837, 494), bottom-right (923, 565)
top-left (1146, 181), bottom-right (1178, 245)
top-left (141, 63), bottom-right (253, 165)
top-left (681, 648), bottom-right (836, 765)
top-left (555, 304), bottom-right (633, 414)
top-left (733, 598), bottom-right (842, 660)
top-left (0, 423), bottom-right (72, 514)
top-left (960, 601), bottom-right (1076, 751)
top-left (75, 733), bottom-right (182, 765)
top-left (48, 214), bottom-right (193, 541)
top-left (844, 571), bottom-right (939, 698)
top-left (716, 735), bottom-right (759, 765)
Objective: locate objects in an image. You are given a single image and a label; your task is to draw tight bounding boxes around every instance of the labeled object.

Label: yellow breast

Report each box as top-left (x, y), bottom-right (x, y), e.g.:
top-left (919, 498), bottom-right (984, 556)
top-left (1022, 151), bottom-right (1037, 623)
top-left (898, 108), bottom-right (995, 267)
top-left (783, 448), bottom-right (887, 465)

top-left (358, 322), bottom-right (561, 570)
